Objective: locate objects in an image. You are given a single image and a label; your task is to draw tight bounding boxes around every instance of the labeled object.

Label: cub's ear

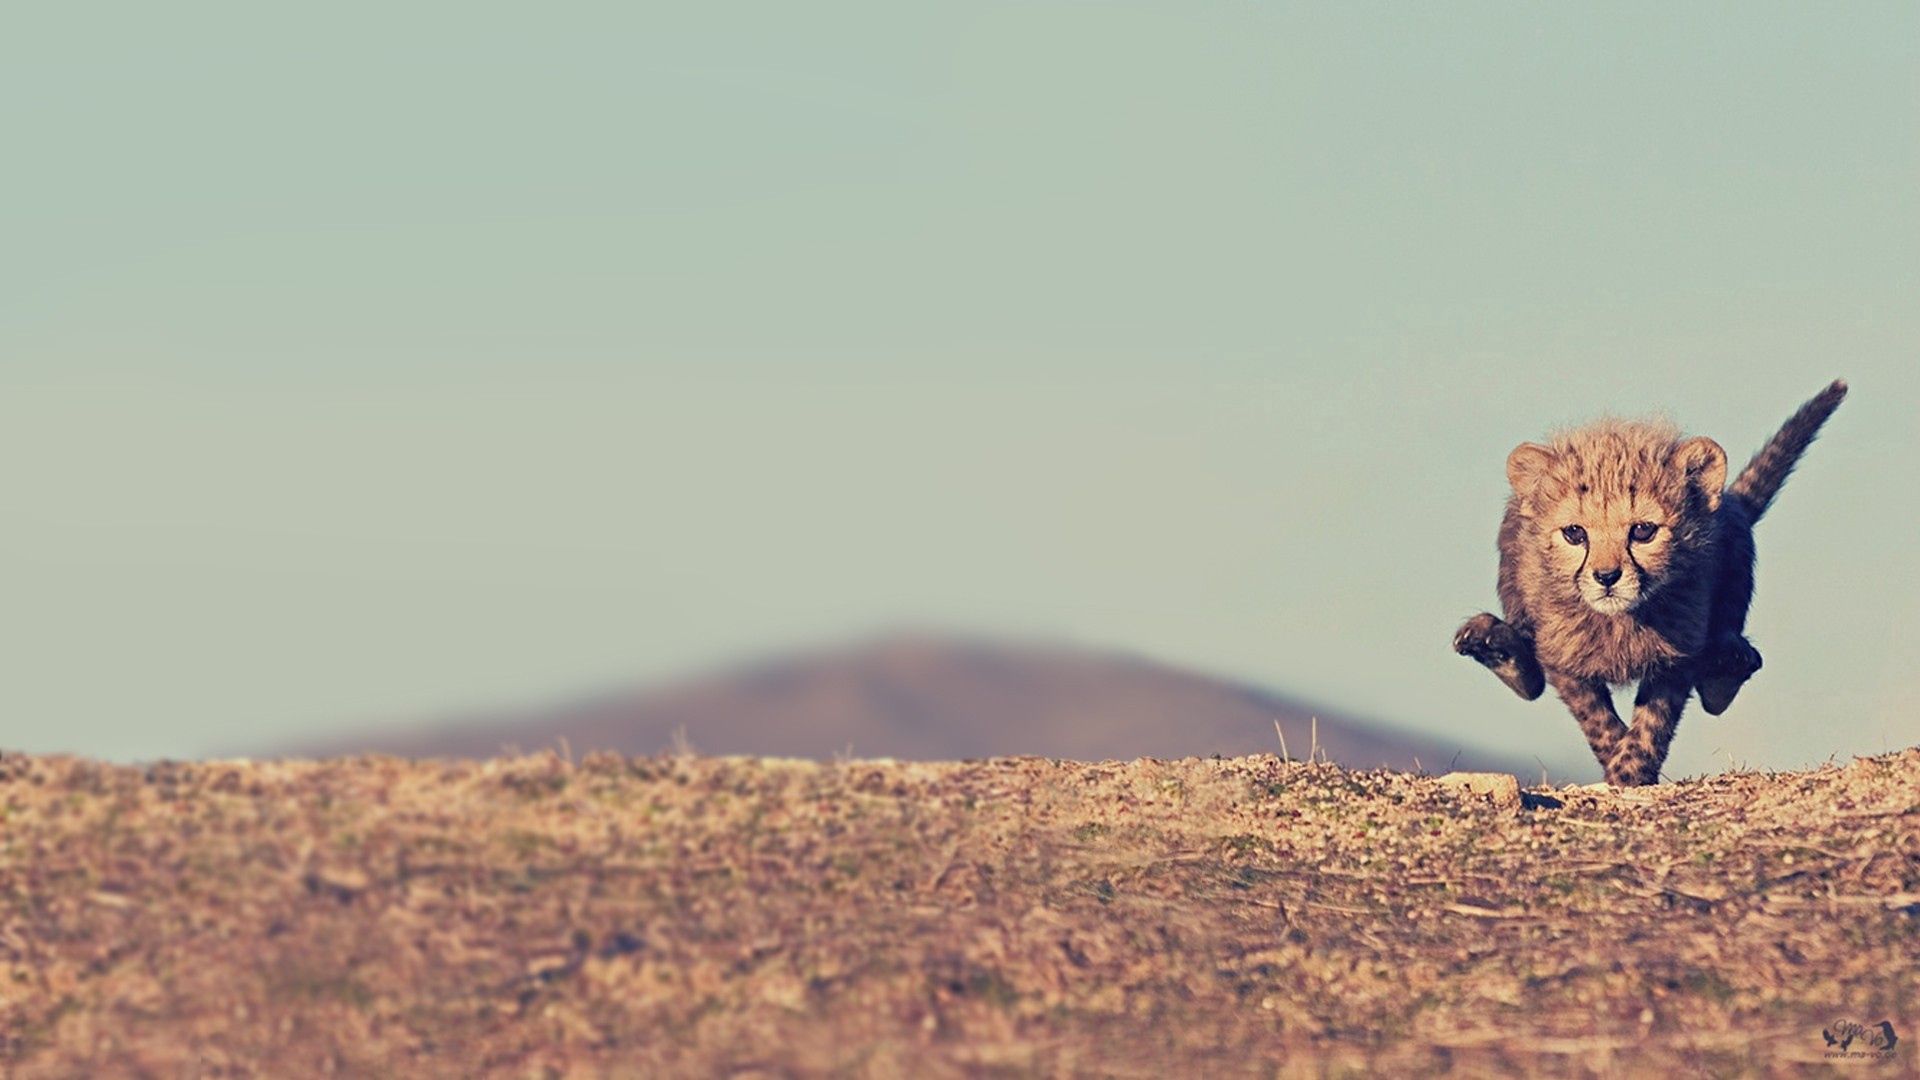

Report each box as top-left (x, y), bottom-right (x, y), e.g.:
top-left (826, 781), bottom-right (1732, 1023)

top-left (1671, 436), bottom-right (1728, 510)
top-left (1505, 443), bottom-right (1555, 494)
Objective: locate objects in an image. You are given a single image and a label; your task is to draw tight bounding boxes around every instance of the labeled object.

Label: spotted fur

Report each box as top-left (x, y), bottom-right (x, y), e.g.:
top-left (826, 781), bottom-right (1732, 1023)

top-left (1454, 380), bottom-right (1847, 786)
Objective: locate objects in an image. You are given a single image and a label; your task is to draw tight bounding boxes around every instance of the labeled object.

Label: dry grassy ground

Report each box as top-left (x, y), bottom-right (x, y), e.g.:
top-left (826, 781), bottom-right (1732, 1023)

top-left (0, 747), bottom-right (1915, 1077)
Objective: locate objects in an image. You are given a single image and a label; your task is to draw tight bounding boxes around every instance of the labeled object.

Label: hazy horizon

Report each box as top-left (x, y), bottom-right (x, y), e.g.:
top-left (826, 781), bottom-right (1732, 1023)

top-left (5, 4), bottom-right (1916, 778)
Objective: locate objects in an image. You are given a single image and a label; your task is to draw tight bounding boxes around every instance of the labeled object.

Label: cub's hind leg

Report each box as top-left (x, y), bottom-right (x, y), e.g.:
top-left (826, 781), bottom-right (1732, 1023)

top-left (1454, 612), bottom-right (1545, 700)
top-left (1696, 635), bottom-right (1763, 716)
top-left (1697, 505), bottom-right (1762, 715)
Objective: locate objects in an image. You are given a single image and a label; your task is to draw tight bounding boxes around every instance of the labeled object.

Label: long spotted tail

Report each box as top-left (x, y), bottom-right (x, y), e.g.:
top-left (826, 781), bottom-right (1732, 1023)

top-left (1727, 379), bottom-right (1848, 521)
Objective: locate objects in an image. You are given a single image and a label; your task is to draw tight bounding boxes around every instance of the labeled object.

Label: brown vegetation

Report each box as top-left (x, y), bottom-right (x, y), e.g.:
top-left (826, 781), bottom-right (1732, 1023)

top-left (1, 746), bottom-right (1915, 1076)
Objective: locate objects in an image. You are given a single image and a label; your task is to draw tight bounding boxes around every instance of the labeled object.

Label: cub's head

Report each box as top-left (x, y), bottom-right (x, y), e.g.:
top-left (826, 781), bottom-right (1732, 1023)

top-left (1506, 420), bottom-right (1725, 616)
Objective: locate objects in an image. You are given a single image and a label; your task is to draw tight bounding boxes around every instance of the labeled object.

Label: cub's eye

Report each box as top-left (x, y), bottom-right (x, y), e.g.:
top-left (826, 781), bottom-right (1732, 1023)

top-left (1629, 522), bottom-right (1658, 543)
top-left (1560, 525), bottom-right (1587, 546)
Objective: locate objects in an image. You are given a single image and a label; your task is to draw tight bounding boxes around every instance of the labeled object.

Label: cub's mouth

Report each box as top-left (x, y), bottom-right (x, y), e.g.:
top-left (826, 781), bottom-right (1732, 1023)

top-left (1586, 593), bottom-right (1635, 616)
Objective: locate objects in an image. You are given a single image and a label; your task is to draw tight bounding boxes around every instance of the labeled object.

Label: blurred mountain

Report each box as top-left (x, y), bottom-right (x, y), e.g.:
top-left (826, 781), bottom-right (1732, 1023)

top-left (275, 632), bottom-right (1540, 775)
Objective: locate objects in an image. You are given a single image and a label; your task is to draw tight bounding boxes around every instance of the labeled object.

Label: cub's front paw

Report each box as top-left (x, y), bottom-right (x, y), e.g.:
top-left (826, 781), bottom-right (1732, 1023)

top-left (1604, 746), bottom-right (1662, 788)
top-left (1453, 613), bottom-right (1545, 701)
top-left (1696, 636), bottom-right (1763, 716)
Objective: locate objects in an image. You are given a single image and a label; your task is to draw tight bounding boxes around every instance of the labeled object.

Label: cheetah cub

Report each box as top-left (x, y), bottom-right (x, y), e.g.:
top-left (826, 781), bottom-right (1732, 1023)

top-left (1454, 380), bottom-right (1848, 786)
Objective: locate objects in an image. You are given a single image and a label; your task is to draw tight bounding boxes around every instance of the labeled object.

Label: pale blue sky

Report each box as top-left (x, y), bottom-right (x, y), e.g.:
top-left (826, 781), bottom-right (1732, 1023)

top-left (4, 4), bottom-right (1916, 777)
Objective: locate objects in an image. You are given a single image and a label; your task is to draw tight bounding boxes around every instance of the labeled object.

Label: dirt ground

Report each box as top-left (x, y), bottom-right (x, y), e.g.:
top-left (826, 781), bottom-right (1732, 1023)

top-left (0, 746), bottom-right (1914, 1077)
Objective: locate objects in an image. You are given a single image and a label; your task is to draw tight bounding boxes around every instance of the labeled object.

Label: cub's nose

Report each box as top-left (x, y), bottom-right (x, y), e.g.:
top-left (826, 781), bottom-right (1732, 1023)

top-left (1593, 567), bottom-right (1623, 588)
